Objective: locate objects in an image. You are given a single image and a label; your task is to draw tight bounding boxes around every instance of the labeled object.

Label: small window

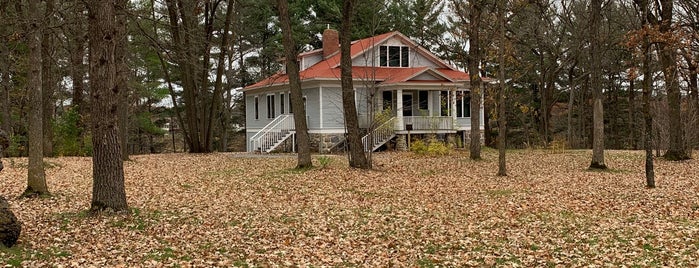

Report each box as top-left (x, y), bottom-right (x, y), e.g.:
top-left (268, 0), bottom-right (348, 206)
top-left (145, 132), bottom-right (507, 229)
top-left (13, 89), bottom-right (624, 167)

top-left (388, 46), bottom-right (400, 67)
top-left (379, 46), bottom-right (409, 67)
top-left (418, 91), bottom-right (428, 110)
top-left (280, 93), bottom-right (285, 114)
top-left (254, 96), bottom-right (259, 120)
top-left (401, 47), bottom-right (409, 67)
top-left (267, 94), bottom-right (275, 119)
top-left (380, 46), bottom-right (387, 67)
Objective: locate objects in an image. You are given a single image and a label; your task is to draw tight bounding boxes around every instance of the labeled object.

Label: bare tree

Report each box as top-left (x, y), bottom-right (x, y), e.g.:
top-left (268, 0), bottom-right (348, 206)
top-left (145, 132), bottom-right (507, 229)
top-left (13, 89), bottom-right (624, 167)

top-left (497, 0), bottom-right (507, 176)
top-left (659, 0), bottom-right (690, 160)
top-left (589, 0), bottom-right (607, 169)
top-left (23, 0), bottom-right (50, 197)
top-left (88, 0), bottom-right (128, 211)
top-left (277, 0), bottom-right (312, 168)
top-left (41, 0), bottom-right (55, 157)
top-left (468, 0), bottom-right (483, 160)
top-left (340, 0), bottom-right (370, 169)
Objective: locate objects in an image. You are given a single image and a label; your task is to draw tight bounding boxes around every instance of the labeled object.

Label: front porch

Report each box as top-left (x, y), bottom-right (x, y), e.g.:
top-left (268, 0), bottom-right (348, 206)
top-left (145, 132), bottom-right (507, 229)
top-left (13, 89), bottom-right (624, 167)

top-left (359, 88), bottom-right (474, 133)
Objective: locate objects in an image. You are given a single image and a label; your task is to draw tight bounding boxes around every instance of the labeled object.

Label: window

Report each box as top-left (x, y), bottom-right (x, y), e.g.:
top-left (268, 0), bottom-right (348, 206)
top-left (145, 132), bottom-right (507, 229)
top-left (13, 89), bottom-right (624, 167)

top-left (254, 96), bottom-right (259, 120)
top-left (280, 93), bottom-right (285, 114)
top-left (456, 91), bottom-right (471, 118)
top-left (267, 94), bottom-right (275, 119)
top-left (440, 91), bottom-right (449, 116)
top-left (382, 91), bottom-right (393, 111)
top-left (418, 91), bottom-right (428, 110)
top-left (379, 46), bottom-right (409, 67)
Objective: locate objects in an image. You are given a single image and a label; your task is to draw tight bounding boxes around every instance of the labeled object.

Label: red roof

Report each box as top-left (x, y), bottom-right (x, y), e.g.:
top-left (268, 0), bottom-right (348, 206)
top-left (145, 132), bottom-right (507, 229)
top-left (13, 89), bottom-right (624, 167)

top-left (244, 32), bottom-right (471, 91)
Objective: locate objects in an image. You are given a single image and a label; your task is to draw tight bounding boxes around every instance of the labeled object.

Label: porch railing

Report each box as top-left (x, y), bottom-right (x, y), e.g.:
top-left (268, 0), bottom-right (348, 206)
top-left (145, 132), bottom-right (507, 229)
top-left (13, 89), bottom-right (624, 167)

top-left (249, 114), bottom-right (295, 153)
top-left (402, 116), bottom-right (453, 131)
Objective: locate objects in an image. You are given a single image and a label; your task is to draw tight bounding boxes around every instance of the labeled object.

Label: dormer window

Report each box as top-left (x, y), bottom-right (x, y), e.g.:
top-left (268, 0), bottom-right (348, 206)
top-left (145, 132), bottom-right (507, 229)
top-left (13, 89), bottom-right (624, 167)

top-left (379, 46), bottom-right (409, 67)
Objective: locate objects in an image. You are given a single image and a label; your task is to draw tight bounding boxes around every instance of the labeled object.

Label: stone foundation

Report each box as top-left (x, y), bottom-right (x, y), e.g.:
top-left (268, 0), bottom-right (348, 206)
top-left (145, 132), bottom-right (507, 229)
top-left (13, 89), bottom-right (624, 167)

top-left (309, 133), bottom-right (345, 153)
top-left (462, 130), bottom-right (485, 148)
top-left (396, 135), bottom-right (407, 151)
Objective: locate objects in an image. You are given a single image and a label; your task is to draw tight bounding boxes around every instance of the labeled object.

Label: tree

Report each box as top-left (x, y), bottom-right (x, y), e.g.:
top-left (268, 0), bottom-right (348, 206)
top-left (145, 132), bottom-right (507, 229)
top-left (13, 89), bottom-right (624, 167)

top-left (468, 0), bottom-right (484, 160)
top-left (340, 0), bottom-right (370, 169)
top-left (23, 0), bottom-right (50, 197)
top-left (41, 0), bottom-right (56, 157)
top-left (497, 0), bottom-right (507, 176)
top-left (116, 0), bottom-right (130, 160)
top-left (658, 0), bottom-right (690, 161)
top-left (88, 0), bottom-right (128, 212)
top-left (631, 0), bottom-right (656, 187)
top-left (589, 0), bottom-right (607, 169)
top-left (277, 0), bottom-right (312, 168)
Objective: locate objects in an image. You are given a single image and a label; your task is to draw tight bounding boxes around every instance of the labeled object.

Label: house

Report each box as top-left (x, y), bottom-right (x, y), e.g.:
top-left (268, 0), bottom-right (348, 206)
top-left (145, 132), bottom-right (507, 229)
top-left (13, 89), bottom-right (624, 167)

top-left (242, 29), bottom-right (484, 153)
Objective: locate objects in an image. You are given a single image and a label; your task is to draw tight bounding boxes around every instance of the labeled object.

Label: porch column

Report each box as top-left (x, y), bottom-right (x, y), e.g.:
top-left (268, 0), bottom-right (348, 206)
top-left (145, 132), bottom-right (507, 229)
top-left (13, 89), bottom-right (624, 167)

top-left (451, 89), bottom-right (457, 127)
top-left (396, 89), bottom-right (404, 131)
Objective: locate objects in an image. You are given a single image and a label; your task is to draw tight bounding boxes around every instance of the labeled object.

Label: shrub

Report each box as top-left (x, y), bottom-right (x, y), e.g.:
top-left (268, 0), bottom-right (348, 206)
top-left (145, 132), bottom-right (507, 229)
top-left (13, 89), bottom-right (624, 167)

top-left (411, 138), bottom-right (451, 156)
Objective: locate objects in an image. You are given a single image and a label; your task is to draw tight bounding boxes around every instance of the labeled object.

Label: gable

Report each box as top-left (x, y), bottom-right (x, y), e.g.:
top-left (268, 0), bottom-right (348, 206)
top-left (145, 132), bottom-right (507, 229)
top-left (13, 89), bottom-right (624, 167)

top-left (411, 72), bottom-right (445, 81)
top-left (349, 34), bottom-right (449, 69)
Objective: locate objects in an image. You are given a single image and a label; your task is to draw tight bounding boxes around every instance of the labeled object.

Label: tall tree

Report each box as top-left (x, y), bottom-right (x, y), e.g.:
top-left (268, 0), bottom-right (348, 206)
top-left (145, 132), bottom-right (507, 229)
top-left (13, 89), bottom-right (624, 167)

top-left (497, 0), bottom-right (507, 176)
top-left (277, 0), bottom-right (312, 168)
top-left (23, 0), bottom-right (49, 197)
top-left (340, 0), bottom-right (369, 169)
top-left (88, 0), bottom-right (128, 211)
top-left (468, 0), bottom-right (483, 160)
top-left (116, 0), bottom-right (130, 160)
top-left (631, 0), bottom-right (656, 187)
top-left (41, 0), bottom-right (55, 157)
top-left (659, 0), bottom-right (690, 160)
top-left (589, 0), bottom-right (607, 169)
top-left (67, 0), bottom-right (88, 151)
top-left (206, 0), bottom-right (236, 152)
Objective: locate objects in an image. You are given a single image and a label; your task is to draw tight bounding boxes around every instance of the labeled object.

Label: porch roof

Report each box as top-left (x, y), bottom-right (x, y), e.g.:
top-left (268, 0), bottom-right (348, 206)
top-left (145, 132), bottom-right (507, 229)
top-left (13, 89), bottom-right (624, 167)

top-left (243, 66), bottom-right (471, 91)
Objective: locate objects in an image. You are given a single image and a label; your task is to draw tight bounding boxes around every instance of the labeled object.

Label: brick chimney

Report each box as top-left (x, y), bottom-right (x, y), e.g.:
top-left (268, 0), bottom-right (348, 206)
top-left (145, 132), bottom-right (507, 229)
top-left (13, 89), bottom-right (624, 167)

top-left (322, 29), bottom-right (340, 58)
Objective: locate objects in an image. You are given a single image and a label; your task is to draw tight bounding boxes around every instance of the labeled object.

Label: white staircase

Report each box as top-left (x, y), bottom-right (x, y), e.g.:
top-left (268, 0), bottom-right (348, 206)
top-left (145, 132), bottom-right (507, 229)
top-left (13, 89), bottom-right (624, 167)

top-left (362, 117), bottom-right (396, 152)
top-left (249, 115), bottom-right (295, 153)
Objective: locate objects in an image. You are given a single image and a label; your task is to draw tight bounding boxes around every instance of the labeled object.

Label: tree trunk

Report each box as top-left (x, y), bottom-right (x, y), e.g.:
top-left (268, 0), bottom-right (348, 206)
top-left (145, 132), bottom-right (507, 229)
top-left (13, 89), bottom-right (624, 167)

top-left (206, 0), bottom-right (235, 152)
top-left (68, 1), bottom-right (87, 151)
top-left (566, 65), bottom-right (575, 147)
top-left (116, 0), bottom-right (129, 160)
top-left (497, 0), bottom-right (507, 177)
top-left (41, 0), bottom-right (55, 157)
top-left (277, 0), bottom-right (312, 168)
top-left (0, 64), bottom-right (10, 136)
top-left (589, 0), bottom-right (607, 169)
top-left (628, 77), bottom-right (636, 149)
top-left (165, 0), bottom-right (205, 153)
top-left (24, 0), bottom-right (49, 197)
top-left (340, 0), bottom-right (369, 169)
top-left (468, 0), bottom-right (482, 160)
top-left (659, 0), bottom-right (689, 160)
top-left (638, 0), bottom-right (655, 187)
top-left (88, 0), bottom-right (128, 212)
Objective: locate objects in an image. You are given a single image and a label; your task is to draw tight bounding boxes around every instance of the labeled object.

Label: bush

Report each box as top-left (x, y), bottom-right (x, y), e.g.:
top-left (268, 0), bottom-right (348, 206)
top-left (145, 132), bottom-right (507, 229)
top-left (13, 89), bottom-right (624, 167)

top-left (411, 138), bottom-right (451, 156)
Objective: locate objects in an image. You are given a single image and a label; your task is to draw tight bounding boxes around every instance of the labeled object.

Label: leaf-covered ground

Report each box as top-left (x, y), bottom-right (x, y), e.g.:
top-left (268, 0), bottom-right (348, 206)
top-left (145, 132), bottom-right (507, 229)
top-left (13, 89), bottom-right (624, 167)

top-left (1, 150), bottom-right (698, 267)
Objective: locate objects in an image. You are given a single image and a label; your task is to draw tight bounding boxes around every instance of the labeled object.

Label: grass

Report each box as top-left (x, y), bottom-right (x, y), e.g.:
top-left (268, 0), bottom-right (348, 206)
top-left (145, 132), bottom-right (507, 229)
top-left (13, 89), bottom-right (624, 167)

top-left (0, 150), bottom-right (697, 266)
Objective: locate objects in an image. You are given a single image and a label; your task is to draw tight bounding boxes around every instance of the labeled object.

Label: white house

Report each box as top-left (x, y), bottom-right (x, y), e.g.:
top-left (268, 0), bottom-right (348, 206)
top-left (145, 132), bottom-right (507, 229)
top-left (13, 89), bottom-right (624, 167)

top-left (242, 30), bottom-right (484, 153)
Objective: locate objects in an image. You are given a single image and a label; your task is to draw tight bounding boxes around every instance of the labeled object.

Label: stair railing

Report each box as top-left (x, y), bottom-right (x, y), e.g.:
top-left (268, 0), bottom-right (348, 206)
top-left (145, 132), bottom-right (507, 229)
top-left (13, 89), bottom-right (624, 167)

top-left (249, 115), bottom-right (295, 153)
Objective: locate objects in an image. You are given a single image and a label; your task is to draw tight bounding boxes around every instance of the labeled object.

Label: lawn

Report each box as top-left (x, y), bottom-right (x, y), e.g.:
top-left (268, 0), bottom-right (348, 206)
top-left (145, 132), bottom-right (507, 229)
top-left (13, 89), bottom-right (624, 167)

top-left (1, 150), bottom-right (698, 266)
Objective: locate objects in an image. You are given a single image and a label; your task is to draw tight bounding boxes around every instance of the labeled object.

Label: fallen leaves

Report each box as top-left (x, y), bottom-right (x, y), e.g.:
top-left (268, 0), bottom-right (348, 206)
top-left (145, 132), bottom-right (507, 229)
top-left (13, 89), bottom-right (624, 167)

top-left (0, 150), bottom-right (698, 266)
